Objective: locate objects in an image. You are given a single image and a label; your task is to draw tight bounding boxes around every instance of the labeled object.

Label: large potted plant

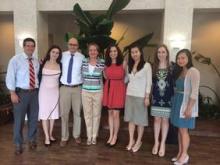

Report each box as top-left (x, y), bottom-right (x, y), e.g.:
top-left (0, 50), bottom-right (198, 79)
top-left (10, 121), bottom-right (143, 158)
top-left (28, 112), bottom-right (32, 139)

top-left (0, 72), bottom-right (13, 125)
top-left (192, 51), bottom-right (220, 119)
top-left (65, 0), bottom-right (155, 57)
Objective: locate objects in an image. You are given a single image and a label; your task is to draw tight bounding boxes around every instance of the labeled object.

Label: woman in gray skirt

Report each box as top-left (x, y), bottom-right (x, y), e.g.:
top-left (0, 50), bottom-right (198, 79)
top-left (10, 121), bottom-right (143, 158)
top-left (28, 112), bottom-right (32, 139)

top-left (124, 44), bottom-right (152, 152)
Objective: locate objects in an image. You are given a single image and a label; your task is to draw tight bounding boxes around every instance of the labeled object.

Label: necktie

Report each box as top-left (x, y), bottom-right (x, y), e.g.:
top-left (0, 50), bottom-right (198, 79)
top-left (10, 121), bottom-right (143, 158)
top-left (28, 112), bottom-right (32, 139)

top-left (67, 54), bottom-right (74, 84)
top-left (29, 58), bottom-right (35, 89)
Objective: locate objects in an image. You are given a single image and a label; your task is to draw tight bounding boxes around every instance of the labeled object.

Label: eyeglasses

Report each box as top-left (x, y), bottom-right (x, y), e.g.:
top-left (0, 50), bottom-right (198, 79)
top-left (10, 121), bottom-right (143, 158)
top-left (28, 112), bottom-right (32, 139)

top-left (68, 43), bottom-right (78, 47)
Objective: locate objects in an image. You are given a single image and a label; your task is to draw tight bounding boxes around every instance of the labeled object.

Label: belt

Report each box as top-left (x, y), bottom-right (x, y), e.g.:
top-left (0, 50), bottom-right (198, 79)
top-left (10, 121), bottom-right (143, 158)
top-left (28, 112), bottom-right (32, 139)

top-left (175, 90), bottom-right (184, 94)
top-left (16, 87), bottom-right (38, 93)
top-left (62, 84), bottom-right (82, 88)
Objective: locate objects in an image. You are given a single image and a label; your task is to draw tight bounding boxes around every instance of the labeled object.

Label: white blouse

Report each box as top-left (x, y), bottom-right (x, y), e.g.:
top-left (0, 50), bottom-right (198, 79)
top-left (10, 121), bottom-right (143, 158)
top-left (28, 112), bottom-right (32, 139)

top-left (126, 62), bottom-right (152, 98)
top-left (180, 67), bottom-right (200, 118)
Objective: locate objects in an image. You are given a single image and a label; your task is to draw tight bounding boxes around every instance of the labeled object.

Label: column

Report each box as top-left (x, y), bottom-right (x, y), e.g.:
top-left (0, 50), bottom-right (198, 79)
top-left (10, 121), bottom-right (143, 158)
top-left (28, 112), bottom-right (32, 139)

top-left (163, 0), bottom-right (194, 61)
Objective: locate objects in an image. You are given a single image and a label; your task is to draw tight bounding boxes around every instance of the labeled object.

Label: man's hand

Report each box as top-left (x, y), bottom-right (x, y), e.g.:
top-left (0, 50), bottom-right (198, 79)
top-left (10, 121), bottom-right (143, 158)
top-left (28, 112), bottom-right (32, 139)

top-left (10, 91), bottom-right (20, 104)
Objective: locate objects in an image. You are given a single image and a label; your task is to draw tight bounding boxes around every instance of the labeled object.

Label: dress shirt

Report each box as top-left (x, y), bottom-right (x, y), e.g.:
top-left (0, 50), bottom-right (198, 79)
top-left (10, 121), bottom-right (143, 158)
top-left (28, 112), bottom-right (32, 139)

top-left (60, 51), bottom-right (85, 85)
top-left (6, 52), bottom-right (40, 91)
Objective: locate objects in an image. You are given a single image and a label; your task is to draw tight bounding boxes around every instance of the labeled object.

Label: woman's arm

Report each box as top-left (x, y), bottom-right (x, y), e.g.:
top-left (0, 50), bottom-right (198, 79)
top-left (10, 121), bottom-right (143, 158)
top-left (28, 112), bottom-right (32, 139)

top-left (144, 63), bottom-right (152, 107)
top-left (184, 68), bottom-right (200, 118)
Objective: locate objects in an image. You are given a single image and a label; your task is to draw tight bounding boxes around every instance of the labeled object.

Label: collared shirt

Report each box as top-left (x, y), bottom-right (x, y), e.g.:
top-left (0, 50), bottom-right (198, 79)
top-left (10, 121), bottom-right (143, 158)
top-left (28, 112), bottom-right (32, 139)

top-left (6, 52), bottom-right (40, 91)
top-left (60, 51), bottom-right (85, 85)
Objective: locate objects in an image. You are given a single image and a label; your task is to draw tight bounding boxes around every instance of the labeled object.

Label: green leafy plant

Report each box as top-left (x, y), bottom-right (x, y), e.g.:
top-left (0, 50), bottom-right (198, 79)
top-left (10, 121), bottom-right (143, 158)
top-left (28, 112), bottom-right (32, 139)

top-left (0, 73), bottom-right (13, 125)
top-left (199, 93), bottom-right (220, 119)
top-left (192, 51), bottom-right (220, 77)
top-left (192, 51), bottom-right (220, 119)
top-left (65, 0), bottom-right (155, 57)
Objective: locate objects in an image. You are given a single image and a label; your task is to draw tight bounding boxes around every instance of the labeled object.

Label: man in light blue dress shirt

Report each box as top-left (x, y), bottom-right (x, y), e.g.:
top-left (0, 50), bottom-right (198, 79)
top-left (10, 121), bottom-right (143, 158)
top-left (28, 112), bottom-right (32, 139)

top-left (59, 38), bottom-right (85, 147)
top-left (6, 38), bottom-right (40, 155)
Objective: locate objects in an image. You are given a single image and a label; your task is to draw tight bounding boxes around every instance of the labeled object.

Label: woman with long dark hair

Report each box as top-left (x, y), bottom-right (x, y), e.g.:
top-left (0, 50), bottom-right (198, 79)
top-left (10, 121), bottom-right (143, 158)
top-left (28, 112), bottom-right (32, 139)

top-left (151, 44), bottom-right (174, 157)
top-left (103, 44), bottom-right (126, 147)
top-left (124, 44), bottom-right (152, 152)
top-left (170, 49), bottom-right (200, 165)
top-left (38, 45), bottom-right (62, 146)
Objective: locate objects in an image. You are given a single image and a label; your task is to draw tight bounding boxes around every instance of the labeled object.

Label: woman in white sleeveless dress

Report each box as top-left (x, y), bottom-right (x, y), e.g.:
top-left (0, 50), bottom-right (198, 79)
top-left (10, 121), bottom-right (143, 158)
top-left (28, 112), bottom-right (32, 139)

top-left (38, 45), bottom-right (62, 146)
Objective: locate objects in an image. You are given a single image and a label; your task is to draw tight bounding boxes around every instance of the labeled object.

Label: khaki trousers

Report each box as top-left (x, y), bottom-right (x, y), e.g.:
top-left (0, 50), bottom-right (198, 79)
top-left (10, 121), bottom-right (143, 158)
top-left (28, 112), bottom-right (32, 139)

top-left (82, 90), bottom-right (103, 139)
top-left (60, 86), bottom-right (82, 141)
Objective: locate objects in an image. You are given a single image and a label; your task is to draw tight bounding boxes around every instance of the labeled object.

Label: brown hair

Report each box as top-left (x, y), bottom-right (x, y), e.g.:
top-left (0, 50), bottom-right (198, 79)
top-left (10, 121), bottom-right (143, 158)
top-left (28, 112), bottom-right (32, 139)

top-left (152, 44), bottom-right (170, 77)
top-left (88, 42), bottom-right (100, 54)
top-left (105, 44), bottom-right (123, 66)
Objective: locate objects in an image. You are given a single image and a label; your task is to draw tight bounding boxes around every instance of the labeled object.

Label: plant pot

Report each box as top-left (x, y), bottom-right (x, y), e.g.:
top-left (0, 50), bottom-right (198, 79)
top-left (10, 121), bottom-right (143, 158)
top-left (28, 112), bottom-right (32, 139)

top-left (0, 103), bottom-right (13, 125)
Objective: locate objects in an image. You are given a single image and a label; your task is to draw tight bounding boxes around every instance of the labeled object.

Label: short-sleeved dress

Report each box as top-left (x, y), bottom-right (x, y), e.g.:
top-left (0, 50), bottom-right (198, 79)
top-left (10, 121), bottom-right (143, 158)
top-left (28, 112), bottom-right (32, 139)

top-left (38, 68), bottom-right (61, 120)
top-left (151, 69), bottom-right (174, 118)
top-left (170, 78), bottom-right (195, 129)
top-left (103, 64), bottom-right (126, 110)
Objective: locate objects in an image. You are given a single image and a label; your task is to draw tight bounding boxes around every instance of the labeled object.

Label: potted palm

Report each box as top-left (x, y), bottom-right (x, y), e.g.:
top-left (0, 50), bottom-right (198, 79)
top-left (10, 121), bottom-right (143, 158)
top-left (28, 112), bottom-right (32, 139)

top-left (0, 72), bottom-right (13, 125)
top-left (192, 51), bottom-right (220, 119)
top-left (65, 0), bottom-right (155, 57)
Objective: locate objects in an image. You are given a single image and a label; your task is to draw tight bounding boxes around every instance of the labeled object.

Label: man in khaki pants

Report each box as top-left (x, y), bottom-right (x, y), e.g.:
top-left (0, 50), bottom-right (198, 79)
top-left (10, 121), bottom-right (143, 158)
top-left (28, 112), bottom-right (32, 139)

top-left (60, 38), bottom-right (84, 146)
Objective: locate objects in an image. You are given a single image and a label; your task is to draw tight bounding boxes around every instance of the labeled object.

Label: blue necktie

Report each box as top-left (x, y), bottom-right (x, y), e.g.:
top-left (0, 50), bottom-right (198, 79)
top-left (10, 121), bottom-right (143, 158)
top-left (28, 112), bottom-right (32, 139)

top-left (67, 54), bottom-right (74, 84)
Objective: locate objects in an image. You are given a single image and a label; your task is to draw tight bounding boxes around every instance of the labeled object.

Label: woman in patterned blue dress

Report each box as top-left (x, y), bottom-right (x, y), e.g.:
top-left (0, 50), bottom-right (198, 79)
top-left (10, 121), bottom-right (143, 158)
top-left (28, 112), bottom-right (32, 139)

top-left (170, 49), bottom-right (200, 165)
top-left (151, 44), bottom-right (174, 157)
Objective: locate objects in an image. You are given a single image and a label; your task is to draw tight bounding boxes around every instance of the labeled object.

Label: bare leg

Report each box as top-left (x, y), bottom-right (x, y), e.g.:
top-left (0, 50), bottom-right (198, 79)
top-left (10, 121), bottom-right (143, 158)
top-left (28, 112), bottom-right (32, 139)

top-left (107, 110), bottom-right (114, 144)
top-left (178, 128), bottom-right (190, 162)
top-left (132, 125), bottom-right (144, 152)
top-left (42, 120), bottom-right (50, 144)
top-left (158, 118), bottom-right (169, 157)
top-left (152, 117), bottom-right (161, 155)
top-left (110, 110), bottom-right (120, 145)
top-left (172, 130), bottom-right (182, 161)
top-left (126, 122), bottom-right (135, 150)
top-left (49, 119), bottom-right (56, 140)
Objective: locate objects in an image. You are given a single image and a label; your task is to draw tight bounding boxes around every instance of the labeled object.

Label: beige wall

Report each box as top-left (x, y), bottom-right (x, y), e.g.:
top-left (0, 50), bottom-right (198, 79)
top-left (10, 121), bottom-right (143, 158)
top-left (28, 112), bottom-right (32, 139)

top-left (0, 14), bottom-right (14, 72)
top-left (48, 11), bottom-right (163, 61)
top-left (48, 13), bottom-right (79, 52)
top-left (112, 12), bottom-right (162, 62)
top-left (192, 11), bottom-right (220, 103)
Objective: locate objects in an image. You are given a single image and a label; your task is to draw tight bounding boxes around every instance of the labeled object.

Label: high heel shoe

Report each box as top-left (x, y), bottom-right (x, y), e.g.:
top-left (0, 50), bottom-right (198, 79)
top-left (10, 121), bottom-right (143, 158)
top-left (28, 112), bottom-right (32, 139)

top-left (105, 142), bottom-right (110, 147)
top-left (44, 143), bottom-right (51, 147)
top-left (132, 142), bottom-right (142, 153)
top-left (50, 136), bottom-right (57, 143)
top-left (50, 139), bottom-right (57, 143)
top-left (126, 141), bottom-right (135, 151)
top-left (44, 139), bottom-right (51, 147)
top-left (152, 143), bottom-right (159, 155)
top-left (109, 139), bottom-right (118, 147)
top-left (171, 157), bottom-right (178, 162)
top-left (158, 144), bottom-right (165, 157)
top-left (174, 155), bottom-right (189, 165)
top-left (44, 141), bottom-right (51, 147)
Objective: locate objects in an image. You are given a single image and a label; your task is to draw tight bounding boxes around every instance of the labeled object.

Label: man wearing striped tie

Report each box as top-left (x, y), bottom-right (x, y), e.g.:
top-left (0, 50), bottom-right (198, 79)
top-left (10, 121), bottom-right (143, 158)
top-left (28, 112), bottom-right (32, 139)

top-left (6, 38), bottom-right (40, 155)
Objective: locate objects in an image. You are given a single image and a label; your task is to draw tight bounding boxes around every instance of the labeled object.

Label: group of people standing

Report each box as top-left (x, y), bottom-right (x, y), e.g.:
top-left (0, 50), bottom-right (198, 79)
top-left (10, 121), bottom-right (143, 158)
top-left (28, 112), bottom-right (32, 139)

top-left (6, 37), bottom-right (200, 165)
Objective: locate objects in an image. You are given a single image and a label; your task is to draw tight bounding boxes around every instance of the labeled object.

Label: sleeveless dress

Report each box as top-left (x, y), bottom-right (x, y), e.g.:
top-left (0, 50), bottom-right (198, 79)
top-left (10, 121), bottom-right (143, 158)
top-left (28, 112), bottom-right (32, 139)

top-left (38, 68), bottom-right (61, 120)
top-left (170, 78), bottom-right (195, 129)
top-left (151, 69), bottom-right (174, 118)
top-left (103, 64), bottom-right (126, 110)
